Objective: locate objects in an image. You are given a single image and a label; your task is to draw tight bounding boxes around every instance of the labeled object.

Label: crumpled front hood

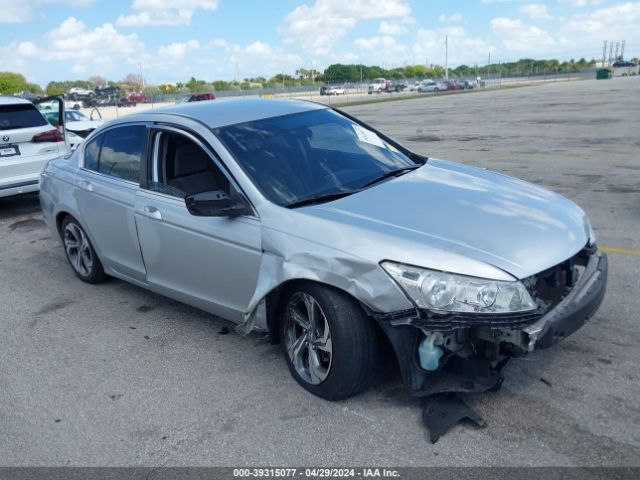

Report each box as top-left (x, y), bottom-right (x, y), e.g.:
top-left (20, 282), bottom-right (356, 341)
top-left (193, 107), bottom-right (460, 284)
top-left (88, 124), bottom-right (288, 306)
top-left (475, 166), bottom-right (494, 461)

top-left (301, 159), bottom-right (589, 280)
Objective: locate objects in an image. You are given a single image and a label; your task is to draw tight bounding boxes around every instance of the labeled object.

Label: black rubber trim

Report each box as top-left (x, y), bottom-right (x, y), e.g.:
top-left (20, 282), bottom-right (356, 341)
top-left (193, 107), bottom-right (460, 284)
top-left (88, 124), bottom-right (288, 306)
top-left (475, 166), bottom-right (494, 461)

top-left (375, 307), bottom-right (541, 331)
top-left (0, 180), bottom-right (38, 191)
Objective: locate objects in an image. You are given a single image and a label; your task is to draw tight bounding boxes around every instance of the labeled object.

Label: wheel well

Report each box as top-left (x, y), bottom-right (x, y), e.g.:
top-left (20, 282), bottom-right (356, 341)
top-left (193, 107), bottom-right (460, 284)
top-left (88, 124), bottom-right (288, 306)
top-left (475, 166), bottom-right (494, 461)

top-left (265, 279), bottom-right (398, 379)
top-left (55, 212), bottom-right (71, 235)
top-left (265, 279), bottom-right (384, 343)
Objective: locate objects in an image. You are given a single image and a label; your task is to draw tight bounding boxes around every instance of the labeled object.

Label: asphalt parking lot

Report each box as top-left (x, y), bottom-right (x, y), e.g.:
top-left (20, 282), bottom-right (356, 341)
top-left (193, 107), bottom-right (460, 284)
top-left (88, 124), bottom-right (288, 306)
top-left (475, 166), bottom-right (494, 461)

top-left (1, 78), bottom-right (639, 467)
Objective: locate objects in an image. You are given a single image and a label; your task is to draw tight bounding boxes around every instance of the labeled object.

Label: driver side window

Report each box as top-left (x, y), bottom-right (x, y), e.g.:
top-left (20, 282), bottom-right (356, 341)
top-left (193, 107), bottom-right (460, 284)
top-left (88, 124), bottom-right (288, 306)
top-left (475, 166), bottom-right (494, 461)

top-left (149, 131), bottom-right (230, 199)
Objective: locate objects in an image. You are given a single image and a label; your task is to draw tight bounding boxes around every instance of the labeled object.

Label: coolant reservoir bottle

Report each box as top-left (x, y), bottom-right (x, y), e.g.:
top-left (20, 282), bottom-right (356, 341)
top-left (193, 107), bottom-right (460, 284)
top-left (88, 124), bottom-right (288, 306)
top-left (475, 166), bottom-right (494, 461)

top-left (418, 335), bottom-right (444, 371)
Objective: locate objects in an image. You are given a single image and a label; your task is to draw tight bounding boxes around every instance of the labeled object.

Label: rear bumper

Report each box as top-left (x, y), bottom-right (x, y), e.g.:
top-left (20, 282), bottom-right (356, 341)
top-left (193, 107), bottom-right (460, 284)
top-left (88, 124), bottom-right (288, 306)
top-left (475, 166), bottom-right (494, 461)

top-left (0, 179), bottom-right (39, 198)
top-left (522, 251), bottom-right (608, 350)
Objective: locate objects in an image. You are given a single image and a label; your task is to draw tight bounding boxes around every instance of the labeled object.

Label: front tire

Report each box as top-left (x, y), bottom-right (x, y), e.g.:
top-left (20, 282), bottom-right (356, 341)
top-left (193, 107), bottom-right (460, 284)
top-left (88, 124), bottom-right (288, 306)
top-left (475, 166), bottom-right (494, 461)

top-left (280, 283), bottom-right (377, 400)
top-left (61, 216), bottom-right (106, 284)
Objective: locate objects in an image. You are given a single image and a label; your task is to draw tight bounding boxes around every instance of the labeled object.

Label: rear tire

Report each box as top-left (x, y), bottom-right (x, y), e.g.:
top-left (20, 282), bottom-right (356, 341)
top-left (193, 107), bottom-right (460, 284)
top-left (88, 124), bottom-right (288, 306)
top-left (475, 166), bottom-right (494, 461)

top-left (280, 282), bottom-right (377, 400)
top-left (61, 216), bottom-right (106, 284)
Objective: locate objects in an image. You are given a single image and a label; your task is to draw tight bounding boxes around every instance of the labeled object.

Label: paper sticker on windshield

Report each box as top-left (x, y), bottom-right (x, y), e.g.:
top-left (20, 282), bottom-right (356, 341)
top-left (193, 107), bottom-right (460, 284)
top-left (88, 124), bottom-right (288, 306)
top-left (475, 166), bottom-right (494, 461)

top-left (352, 124), bottom-right (385, 148)
top-left (385, 142), bottom-right (400, 153)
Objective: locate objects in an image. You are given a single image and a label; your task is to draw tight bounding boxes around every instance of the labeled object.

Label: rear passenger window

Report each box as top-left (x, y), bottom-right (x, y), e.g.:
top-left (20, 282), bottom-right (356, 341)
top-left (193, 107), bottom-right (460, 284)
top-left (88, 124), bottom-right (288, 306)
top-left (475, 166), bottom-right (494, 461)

top-left (98, 126), bottom-right (146, 183)
top-left (83, 134), bottom-right (102, 171)
top-left (83, 127), bottom-right (146, 183)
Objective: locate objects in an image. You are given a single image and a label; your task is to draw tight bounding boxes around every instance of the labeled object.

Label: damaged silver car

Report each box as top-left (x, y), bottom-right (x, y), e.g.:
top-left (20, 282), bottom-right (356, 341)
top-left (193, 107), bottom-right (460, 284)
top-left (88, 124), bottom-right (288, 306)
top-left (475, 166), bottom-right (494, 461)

top-left (39, 98), bottom-right (607, 400)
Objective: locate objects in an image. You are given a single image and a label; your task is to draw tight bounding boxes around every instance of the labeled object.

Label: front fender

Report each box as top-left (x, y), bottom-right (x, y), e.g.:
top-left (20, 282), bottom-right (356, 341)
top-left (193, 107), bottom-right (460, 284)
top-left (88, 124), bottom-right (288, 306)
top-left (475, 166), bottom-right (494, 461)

top-left (243, 227), bottom-right (414, 332)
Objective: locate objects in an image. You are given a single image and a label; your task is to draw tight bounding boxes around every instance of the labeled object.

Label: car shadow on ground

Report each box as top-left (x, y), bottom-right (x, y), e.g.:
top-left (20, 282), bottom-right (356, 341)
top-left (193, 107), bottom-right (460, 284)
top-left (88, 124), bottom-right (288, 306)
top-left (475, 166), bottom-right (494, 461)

top-left (0, 193), bottom-right (41, 219)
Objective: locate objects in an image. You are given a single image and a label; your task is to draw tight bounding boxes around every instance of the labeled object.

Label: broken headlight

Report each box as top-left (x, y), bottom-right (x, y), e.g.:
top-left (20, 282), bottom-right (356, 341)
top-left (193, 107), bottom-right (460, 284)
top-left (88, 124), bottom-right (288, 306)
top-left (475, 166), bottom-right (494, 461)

top-left (381, 261), bottom-right (536, 314)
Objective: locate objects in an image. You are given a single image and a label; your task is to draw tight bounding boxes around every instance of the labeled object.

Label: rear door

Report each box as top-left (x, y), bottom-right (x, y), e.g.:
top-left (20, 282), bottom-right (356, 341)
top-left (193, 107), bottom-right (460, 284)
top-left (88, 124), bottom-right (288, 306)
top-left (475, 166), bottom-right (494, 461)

top-left (74, 124), bottom-right (148, 283)
top-left (0, 98), bottom-right (67, 191)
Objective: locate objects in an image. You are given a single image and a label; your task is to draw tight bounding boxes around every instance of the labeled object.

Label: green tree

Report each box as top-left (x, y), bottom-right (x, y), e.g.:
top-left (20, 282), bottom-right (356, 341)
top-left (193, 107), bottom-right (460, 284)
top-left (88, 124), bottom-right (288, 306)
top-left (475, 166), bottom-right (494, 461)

top-left (0, 72), bottom-right (30, 94)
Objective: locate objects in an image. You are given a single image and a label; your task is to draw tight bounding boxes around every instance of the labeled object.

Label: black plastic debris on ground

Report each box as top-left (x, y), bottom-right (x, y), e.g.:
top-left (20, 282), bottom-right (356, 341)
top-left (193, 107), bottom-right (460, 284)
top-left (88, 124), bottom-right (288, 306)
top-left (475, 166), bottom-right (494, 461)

top-left (422, 393), bottom-right (486, 443)
top-left (218, 326), bottom-right (230, 335)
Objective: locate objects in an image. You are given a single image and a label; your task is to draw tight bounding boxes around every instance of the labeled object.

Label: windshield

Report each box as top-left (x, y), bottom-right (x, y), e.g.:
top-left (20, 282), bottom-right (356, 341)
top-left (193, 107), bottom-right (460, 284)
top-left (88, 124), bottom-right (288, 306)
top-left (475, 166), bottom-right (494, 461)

top-left (0, 104), bottom-right (48, 130)
top-left (213, 109), bottom-right (417, 207)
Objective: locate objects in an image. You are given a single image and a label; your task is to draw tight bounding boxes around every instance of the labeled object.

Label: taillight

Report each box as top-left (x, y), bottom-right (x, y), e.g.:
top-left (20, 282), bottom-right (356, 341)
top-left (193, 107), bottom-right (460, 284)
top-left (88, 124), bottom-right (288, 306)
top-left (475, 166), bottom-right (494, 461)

top-left (32, 129), bottom-right (64, 143)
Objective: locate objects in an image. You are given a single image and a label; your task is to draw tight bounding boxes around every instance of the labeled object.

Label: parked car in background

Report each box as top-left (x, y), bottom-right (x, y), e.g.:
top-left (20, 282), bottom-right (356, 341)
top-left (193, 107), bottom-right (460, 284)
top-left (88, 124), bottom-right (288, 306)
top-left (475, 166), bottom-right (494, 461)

top-left (94, 86), bottom-right (119, 97)
top-left (368, 78), bottom-right (388, 94)
top-left (177, 92), bottom-right (216, 103)
top-left (461, 80), bottom-right (475, 90)
top-left (1, 96), bottom-right (68, 198)
top-left (40, 98), bottom-right (606, 402)
top-left (67, 87), bottom-right (95, 101)
top-left (126, 92), bottom-right (148, 103)
top-left (320, 85), bottom-right (346, 96)
top-left (42, 109), bottom-right (103, 149)
top-left (444, 80), bottom-right (461, 90)
top-left (417, 80), bottom-right (444, 92)
top-left (13, 91), bottom-right (44, 102)
top-left (387, 80), bottom-right (408, 93)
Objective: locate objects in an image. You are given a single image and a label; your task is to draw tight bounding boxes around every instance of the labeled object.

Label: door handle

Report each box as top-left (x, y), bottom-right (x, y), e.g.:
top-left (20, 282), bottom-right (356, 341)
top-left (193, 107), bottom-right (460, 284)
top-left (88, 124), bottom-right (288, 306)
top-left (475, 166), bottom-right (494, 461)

top-left (78, 180), bottom-right (93, 192)
top-left (142, 205), bottom-right (162, 220)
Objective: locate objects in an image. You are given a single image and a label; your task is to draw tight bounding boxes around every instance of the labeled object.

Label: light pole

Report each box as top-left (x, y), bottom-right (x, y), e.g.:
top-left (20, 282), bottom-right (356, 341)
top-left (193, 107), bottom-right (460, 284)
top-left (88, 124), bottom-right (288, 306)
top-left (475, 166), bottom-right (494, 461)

top-left (445, 36), bottom-right (449, 80)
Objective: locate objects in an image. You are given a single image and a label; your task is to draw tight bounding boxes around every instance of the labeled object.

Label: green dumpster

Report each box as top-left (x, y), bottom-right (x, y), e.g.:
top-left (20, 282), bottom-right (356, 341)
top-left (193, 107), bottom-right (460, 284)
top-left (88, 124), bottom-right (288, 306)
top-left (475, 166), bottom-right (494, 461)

top-left (596, 68), bottom-right (612, 80)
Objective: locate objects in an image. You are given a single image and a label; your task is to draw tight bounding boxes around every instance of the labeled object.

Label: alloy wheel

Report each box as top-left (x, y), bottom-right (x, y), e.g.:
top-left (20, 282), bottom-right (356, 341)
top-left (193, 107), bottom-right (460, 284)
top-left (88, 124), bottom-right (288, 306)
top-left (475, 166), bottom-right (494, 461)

top-left (283, 291), bottom-right (333, 385)
top-left (63, 222), bottom-right (93, 277)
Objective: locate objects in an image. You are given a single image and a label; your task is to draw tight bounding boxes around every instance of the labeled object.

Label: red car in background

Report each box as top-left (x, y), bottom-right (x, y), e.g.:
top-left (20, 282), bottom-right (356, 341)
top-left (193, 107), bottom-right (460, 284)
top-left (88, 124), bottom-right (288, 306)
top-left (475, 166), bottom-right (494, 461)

top-left (125, 92), bottom-right (148, 103)
top-left (444, 80), bottom-right (461, 90)
top-left (177, 92), bottom-right (216, 103)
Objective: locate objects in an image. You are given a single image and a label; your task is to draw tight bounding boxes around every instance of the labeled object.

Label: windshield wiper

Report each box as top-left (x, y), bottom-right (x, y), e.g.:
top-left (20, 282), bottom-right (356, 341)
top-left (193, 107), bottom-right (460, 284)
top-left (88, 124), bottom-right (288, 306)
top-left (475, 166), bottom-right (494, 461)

top-left (360, 165), bottom-right (420, 189)
top-left (286, 190), bottom-right (359, 209)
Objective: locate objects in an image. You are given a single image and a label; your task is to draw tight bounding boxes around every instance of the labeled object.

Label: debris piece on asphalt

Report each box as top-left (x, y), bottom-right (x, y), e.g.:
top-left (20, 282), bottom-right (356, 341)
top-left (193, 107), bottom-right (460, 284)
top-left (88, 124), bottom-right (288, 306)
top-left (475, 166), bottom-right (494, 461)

top-left (422, 394), bottom-right (486, 443)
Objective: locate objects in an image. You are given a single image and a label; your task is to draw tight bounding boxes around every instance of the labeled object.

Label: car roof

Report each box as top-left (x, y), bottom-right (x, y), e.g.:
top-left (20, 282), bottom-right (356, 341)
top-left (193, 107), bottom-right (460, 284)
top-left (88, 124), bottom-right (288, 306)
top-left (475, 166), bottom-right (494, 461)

top-left (115, 97), bottom-right (327, 129)
top-left (0, 96), bottom-right (33, 106)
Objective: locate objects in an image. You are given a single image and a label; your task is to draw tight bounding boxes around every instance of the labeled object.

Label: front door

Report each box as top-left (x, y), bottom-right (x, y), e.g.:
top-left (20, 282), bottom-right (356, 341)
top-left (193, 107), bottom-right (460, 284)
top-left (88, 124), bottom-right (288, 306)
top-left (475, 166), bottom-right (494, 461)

top-left (134, 128), bottom-right (262, 322)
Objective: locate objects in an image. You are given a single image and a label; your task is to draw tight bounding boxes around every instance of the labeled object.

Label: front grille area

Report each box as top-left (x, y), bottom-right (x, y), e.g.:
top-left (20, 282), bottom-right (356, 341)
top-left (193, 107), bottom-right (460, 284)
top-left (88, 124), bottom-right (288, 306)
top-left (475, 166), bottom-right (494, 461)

top-left (523, 244), bottom-right (594, 314)
top-left (395, 310), bottom-right (543, 331)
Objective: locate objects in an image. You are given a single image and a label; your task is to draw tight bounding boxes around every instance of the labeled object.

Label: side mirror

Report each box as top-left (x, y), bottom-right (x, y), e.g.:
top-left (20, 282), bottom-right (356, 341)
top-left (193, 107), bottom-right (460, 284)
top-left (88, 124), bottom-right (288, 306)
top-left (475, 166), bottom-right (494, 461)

top-left (185, 190), bottom-right (251, 217)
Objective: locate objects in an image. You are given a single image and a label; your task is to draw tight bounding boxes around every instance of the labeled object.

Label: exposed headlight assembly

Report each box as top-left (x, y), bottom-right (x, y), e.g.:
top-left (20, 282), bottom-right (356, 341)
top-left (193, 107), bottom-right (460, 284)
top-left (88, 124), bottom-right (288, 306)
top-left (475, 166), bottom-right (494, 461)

top-left (585, 217), bottom-right (597, 246)
top-left (381, 261), bottom-right (537, 314)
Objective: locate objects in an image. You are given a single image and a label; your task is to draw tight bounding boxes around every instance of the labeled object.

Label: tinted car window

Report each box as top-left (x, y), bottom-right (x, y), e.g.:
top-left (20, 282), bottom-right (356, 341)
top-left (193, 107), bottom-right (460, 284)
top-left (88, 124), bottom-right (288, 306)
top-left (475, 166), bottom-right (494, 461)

top-left (213, 109), bottom-right (416, 206)
top-left (98, 126), bottom-right (146, 183)
top-left (83, 134), bottom-right (103, 171)
top-left (0, 104), bottom-right (48, 130)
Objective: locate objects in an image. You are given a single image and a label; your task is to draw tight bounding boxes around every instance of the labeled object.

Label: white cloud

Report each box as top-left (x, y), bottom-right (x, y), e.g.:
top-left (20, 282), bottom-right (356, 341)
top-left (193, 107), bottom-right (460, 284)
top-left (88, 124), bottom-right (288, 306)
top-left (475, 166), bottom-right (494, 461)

top-left (0, 0), bottom-right (94, 23)
top-left (379, 21), bottom-right (408, 35)
top-left (44, 17), bottom-right (146, 66)
top-left (558, 0), bottom-right (602, 7)
top-left (117, 0), bottom-right (219, 26)
top-left (158, 40), bottom-right (199, 59)
top-left (490, 17), bottom-right (556, 53)
top-left (519, 4), bottom-right (552, 19)
top-left (412, 27), bottom-right (492, 66)
top-left (281, 0), bottom-right (411, 55)
top-left (354, 35), bottom-right (406, 59)
top-left (566, 2), bottom-right (640, 39)
top-left (16, 42), bottom-right (41, 58)
top-left (437, 13), bottom-right (463, 22)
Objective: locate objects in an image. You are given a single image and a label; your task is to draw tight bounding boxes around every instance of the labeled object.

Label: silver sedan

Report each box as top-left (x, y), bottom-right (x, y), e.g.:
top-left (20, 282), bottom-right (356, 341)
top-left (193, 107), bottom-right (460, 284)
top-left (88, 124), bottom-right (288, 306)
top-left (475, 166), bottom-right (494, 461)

top-left (39, 98), bottom-right (607, 400)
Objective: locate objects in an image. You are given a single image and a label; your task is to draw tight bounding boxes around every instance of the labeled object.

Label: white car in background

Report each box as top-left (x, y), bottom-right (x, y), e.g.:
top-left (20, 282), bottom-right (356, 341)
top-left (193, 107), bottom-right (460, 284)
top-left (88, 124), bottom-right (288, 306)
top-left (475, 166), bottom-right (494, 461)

top-left (0, 96), bottom-right (69, 198)
top-left (417, 80), bottom-right (445, 92)
top-left (42, 109), bottom-right (103, 149)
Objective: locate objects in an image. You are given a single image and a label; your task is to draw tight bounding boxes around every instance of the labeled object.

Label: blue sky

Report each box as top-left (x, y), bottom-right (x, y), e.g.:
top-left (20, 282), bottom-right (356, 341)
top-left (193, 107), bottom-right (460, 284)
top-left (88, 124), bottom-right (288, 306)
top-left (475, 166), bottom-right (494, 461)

top-left (1, 0), bottom-right (638, 86)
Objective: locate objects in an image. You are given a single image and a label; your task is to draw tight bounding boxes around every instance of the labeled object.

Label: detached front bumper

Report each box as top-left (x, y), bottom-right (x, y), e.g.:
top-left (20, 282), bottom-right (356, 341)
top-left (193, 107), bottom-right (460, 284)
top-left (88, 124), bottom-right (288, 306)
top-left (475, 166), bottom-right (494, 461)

top-left (522, 250), bottom-right (608, 351)
top-left (374, 250), bottom-right (608, 396)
